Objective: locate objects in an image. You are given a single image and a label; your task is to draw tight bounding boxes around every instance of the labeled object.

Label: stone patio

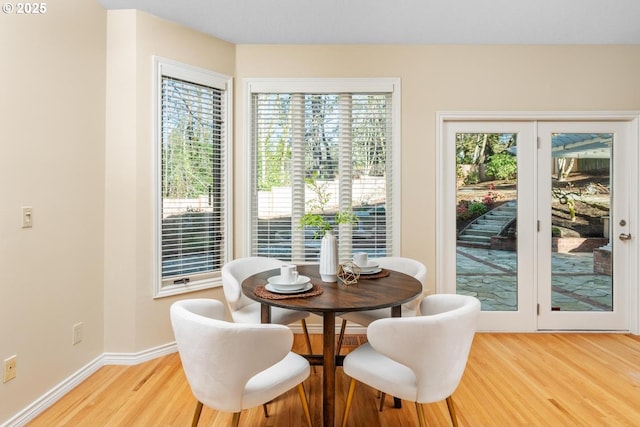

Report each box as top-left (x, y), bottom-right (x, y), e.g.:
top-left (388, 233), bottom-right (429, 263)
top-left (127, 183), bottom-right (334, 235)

top-left (456, 246), bottom-right (613, 312)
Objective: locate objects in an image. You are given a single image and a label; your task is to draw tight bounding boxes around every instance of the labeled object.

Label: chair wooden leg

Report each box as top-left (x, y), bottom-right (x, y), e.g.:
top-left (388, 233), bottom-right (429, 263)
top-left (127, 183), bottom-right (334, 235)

top-left (262, 403), bottom-right (269, 418)
top-left (394, 396), bottom-right (402, 408)
top-left (301, 319), bottom-right (316, 373)
top-left (301, 319), bottom-right (312, 353)
top-left (446, 396), bottom-right (459, 427)
top-left (297, 383), bottom-right (313, 427)
top-left (415, 402), bottom-right (427, 427)
top-left (341, 378), bottom-right (357, 427)
top-left (336, 319), bottom-right (347, 355)
top-left (191, 401), bottom-right (203, 427)
top-left (231, 412), bottom-right (241, 427)
top-left (378, 391), bottom-right (402, 411)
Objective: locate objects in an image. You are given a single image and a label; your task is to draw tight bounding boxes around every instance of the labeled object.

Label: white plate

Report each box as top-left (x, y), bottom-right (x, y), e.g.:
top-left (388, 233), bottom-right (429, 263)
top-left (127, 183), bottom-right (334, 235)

top-left (267, 275), bottom-right (311, 287)
top-left (265, 283), bottom-right (313, 294)
top-left (353, 261), bottom-right (379, 270)
top-left (344, 266), bottom-right (382, 275)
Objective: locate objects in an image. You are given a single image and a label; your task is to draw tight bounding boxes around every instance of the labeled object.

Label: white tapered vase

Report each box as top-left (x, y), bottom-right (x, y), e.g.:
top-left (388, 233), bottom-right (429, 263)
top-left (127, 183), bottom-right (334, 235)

top-left (319, 230), bottom-right (338, 282)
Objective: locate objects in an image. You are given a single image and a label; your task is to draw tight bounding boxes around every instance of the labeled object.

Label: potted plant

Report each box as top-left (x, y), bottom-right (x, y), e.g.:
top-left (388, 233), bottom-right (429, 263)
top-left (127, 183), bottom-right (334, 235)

top-left (299, 210), bottom-right (358, 239)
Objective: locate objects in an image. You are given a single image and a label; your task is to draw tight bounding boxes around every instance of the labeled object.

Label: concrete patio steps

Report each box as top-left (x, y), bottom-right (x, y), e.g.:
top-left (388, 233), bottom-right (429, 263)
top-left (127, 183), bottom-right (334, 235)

top-left (458, 201), bottom-right (516, 248)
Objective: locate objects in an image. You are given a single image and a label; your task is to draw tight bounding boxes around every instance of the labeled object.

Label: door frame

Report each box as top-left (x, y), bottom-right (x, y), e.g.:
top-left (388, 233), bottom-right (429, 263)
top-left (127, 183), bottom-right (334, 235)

top-left (436, 111), bottom-right (640, 334)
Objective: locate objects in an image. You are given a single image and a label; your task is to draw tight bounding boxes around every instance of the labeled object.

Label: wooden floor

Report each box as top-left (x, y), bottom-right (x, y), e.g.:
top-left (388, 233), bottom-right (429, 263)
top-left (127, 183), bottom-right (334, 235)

top-left (28, 333), bottom-right (640, 427)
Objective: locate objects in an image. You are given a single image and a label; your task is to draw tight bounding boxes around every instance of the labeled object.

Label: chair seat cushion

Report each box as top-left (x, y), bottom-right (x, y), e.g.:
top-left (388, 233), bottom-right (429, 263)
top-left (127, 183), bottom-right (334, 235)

top-left (343, 342), bottom-right (418, 402)
top-left (243, 352), bottom-right (310, 409)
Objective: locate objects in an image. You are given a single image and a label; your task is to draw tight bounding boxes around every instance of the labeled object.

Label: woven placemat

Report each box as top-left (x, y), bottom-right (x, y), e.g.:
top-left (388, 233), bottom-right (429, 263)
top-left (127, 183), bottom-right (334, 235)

top-left (358, 268), bottom-right (391, 280)
top-left (254, 283), bottom-right (324, 300)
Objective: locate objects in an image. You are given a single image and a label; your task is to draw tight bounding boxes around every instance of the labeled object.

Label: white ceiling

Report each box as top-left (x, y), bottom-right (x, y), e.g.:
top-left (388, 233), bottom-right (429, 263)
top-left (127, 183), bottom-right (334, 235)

top-left (97, 0), bottom-right (640, 45)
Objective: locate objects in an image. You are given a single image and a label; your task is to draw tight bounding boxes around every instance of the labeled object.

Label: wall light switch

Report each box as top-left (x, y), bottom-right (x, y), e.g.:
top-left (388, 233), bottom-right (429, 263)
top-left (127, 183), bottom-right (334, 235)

top-left (21, 206), bottom-right (33, 228)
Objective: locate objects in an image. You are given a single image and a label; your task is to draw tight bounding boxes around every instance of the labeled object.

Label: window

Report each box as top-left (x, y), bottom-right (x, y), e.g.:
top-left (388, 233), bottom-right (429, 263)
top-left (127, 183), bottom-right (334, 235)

top-left (246, 78), bottom-right (400, 262)
top-left (154, 57), bottom-right (232, 297)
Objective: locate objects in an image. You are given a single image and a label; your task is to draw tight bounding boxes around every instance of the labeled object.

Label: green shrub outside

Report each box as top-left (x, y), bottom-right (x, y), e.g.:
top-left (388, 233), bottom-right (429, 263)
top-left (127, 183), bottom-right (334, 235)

top-left (468, 202), bottom-right (488, 216)
top-left (485, 153), bottom-right (517, 180)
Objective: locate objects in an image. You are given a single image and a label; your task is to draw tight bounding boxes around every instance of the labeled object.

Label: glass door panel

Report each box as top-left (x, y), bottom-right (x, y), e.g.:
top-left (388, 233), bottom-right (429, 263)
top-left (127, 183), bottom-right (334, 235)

top-left (443, 121), bottom-right (536, 331)
top-left (538, 122), bottom-right (631, 330)
top-left (550, 133), bottom-right (612, 312)
top-left (456, 133), bottom-right (519, 311)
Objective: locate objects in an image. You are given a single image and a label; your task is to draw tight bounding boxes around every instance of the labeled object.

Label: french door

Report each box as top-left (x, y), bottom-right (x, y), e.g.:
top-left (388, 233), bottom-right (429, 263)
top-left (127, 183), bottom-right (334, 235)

top-left (537, 122), bottom-right (632, 330)
top-left (439, 116), bottom-right (638, 331)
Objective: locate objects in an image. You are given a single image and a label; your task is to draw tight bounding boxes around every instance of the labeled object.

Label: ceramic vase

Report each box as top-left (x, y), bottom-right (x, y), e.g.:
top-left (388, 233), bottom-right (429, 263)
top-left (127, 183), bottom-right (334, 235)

top-left (319, 229), bottom-right (338, 282)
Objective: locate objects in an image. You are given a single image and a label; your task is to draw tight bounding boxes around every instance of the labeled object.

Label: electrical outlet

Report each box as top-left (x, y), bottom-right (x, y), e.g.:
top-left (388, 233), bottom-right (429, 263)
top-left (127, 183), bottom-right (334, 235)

top-left (3, 356), bottom-right (16, 383)
top-left (72, 322), bottom-right (83, 345)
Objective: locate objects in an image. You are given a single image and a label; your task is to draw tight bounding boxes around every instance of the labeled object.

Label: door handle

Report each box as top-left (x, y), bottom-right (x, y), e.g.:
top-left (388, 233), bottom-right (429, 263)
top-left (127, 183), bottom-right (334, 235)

top-left (619, 233), bottom-right (632, 241)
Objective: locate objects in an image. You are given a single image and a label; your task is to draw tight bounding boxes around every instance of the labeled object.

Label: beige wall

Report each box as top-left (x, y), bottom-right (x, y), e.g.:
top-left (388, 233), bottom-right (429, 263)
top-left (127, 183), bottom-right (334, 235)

top-left (1, 6), bottom-right (235, 423)
top-left (0, 0), bottom-right (107, 420)
top-left (103, 10), bottom-right (235, 353)
top-left (235, 44), bottom-right (640, 294)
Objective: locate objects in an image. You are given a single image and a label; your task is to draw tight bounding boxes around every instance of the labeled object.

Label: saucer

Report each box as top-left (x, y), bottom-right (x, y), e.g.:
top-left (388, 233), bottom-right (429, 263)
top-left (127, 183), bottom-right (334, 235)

top-left (359, 267), bottom-right (382, 275)
top-left (355, 261), bottom-right (379, 272)
top-left (353, 260), bottom-right (379, 267)
top-left (268, 275), bottom-right (311, 287)
top-left (266, 283), bottom-right (313, 294)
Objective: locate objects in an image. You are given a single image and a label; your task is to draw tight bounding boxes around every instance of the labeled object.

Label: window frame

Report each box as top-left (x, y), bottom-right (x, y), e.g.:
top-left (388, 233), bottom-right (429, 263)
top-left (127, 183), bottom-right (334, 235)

top-left (153, 56), bottom-right (233, 298)
top-left (243, 78), bottom-right (401, 260)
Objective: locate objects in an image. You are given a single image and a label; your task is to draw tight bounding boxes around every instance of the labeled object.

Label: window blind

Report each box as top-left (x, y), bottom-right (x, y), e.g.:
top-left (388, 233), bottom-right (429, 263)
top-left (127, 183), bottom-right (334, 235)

top-left (250, 92), bottom-right (393, 263)
top-left (160, 76), bottom-right (226, 285)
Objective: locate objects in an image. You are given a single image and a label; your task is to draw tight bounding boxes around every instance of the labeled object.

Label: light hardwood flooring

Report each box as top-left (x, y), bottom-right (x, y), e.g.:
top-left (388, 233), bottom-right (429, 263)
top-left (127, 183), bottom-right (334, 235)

top-left (28, 333), bottom-right (640, 427)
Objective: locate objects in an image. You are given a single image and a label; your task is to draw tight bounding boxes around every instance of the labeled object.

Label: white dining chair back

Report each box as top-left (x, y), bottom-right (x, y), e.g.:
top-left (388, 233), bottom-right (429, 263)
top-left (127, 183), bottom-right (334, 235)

top-left (337, 256), bottom-right (427, 354)
top-left (341, 294), bottom-right (481, 427)
top-left (170, 298), bottom-right (313, 427)
top-left (221, 256), bottom-right (314, 363)
top-left (221, 256), bottom-right (283, 317)
top-left (374, 256), bottom-right (428, 314)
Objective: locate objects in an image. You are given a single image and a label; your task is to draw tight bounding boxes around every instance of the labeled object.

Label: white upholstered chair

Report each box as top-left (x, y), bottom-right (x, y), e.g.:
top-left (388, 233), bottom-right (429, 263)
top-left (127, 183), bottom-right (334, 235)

top-left (337, 256), bottom-right (427, 353)
top-left (221, 257), bottom-right (313, 356)
top-left (170, 299), bottom-right (313, 427)
top-left (341, 294), bottom-right (481, 427)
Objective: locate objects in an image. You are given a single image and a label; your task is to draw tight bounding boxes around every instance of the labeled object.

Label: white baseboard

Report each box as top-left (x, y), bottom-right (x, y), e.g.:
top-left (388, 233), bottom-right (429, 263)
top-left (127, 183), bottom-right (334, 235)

top-left (102, 342), bottom-right (177, 365)
top-left (1, 355), bottom-right (104, 427)
top-left (2, 326), bottom-right (365, 427)
top-left (1, 343), bottom-right (178, 427)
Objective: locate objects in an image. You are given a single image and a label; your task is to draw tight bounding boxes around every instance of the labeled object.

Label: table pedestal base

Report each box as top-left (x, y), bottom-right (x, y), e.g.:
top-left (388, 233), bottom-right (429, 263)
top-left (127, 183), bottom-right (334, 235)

top-left (322, 314), bottom-right (336, 427)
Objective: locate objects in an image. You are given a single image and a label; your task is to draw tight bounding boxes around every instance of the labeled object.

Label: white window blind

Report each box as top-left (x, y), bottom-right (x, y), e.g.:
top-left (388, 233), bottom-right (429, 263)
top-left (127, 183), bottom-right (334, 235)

top-left (250, 91), bottom-right (394, 262)
top-left (159, 72), bottom-right (227, 288)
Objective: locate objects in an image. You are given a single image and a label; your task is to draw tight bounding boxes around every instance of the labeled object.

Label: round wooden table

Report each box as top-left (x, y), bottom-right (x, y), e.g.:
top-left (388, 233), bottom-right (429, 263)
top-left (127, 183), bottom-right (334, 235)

top-left (242, 264), bottom-right (422, 427)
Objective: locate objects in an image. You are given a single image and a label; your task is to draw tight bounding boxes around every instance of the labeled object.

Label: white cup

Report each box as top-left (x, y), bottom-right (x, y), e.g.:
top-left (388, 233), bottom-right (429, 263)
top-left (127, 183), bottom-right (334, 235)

top-left (354, 252), bottom-right (368, 267)
top-left (280, 264), bottom-right (299, 283)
